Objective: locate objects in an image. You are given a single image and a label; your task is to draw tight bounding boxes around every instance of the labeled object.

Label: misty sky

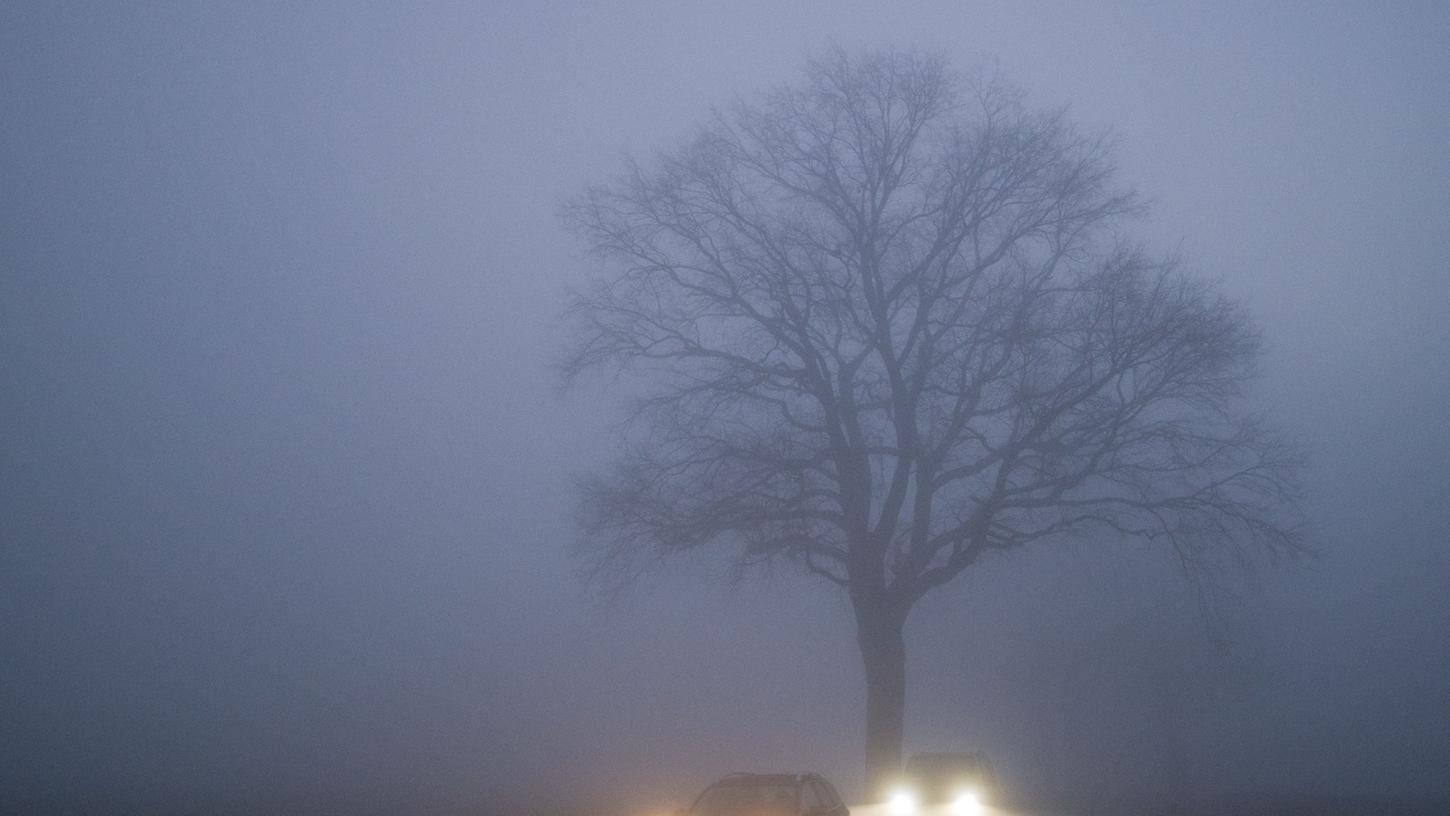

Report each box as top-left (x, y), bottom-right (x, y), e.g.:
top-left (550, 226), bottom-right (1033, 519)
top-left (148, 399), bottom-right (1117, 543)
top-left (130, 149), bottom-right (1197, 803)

top-left (3, 2), bottom-right (1448, 814)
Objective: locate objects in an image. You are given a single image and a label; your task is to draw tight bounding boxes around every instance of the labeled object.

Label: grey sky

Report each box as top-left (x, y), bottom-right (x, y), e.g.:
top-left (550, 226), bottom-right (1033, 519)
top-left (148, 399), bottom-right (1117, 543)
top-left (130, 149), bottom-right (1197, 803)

top-left (3, 2), bottom-right (1448, 813)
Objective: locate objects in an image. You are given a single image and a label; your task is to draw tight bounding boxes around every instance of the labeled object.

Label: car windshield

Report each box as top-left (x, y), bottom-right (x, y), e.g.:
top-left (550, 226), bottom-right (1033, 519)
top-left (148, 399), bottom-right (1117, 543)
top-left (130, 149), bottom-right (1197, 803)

top-left (692, 784), bottom-right (798, 816)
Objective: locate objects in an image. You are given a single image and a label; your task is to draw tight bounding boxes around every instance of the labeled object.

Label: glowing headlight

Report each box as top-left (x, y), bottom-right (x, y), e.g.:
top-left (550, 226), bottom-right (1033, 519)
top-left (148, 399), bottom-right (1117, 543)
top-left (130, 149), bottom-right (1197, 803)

top-left (951, 790), bottom-right (981, 814)
top-left (887, 790), bottom-right (916, 816)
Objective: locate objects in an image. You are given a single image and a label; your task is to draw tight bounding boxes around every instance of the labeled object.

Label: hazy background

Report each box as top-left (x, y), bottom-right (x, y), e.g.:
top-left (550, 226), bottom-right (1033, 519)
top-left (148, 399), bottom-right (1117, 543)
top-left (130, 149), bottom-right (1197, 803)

top-left (3, 2), bottom-right (1447, 813)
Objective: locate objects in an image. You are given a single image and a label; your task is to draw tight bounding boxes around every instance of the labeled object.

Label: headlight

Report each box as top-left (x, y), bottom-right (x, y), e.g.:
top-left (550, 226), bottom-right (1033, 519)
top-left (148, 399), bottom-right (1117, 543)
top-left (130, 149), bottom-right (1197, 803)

top-left (951, 790), bottom-right (980, 814)
top-left (887, 790), bottom-right (916, 816)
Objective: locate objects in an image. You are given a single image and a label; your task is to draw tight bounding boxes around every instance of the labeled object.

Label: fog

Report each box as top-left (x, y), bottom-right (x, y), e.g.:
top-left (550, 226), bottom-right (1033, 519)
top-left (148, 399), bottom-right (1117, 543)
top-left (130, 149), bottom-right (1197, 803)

top-left (3, 3), bottom-right (1447, 814)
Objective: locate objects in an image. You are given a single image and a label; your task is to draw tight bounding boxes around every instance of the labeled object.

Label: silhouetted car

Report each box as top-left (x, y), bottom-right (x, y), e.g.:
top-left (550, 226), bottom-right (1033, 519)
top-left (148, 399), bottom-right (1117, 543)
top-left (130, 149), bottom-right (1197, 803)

top-left (885, 752), bottom-right (996, 814)
top-left (689, 772), bottom-right (851, 816)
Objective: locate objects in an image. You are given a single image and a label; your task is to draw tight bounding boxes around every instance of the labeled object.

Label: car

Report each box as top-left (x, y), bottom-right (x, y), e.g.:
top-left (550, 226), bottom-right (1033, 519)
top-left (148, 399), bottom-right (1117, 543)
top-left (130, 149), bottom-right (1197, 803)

top-left (885, 752), bottom-right (996, 814)
top-left (687, 772), bottom-right (851, 816)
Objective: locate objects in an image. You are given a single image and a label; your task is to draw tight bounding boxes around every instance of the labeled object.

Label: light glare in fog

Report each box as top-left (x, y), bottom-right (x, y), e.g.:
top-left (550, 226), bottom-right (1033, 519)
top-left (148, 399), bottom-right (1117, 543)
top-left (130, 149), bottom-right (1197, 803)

top-left (951, 790), bottom-right (980, 814)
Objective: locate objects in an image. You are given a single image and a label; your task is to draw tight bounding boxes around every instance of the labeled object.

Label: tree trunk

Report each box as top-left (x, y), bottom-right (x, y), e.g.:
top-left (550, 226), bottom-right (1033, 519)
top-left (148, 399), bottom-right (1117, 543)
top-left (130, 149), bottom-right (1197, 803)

top-left (856, 606), bottom-right (907, 799)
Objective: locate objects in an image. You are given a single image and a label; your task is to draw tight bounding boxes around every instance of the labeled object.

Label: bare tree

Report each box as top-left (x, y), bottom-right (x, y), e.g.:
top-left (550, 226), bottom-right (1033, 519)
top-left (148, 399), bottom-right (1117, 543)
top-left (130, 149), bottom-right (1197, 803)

top-left (561, 49), bottom-right (1302, 793)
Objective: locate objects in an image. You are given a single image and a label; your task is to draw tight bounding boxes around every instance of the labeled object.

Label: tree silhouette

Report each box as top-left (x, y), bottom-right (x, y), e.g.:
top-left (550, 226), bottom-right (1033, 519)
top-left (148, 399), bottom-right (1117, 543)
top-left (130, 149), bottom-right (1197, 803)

top-left (562, 48), bottom-right (1302, 793)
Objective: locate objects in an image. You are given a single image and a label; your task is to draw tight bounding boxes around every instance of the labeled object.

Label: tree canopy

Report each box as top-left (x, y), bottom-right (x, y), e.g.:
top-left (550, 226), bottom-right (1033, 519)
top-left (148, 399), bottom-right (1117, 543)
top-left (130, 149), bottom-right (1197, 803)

top-left (561, 48), bottom-right (1303, 788)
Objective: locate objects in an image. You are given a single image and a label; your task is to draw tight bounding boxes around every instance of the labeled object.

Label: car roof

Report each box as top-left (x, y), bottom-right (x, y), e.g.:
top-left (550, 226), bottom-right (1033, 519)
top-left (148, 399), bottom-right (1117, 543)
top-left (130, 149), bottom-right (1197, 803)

top-left (908, 752), bottom-right (987, 765)
top-left (905, 753), bottom-right (992, 775)
top-left (713, 773), bottom-right (820, 786)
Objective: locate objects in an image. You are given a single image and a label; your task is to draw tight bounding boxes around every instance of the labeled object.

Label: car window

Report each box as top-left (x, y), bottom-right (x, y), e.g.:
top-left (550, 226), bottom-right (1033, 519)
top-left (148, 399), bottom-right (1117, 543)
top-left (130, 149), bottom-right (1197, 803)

top-left (811, 781), bottom-right (840, 811)
top-left (693, 784), bottom-right (799, 816)
top-left (802, 781), bottom-right (825, 813)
